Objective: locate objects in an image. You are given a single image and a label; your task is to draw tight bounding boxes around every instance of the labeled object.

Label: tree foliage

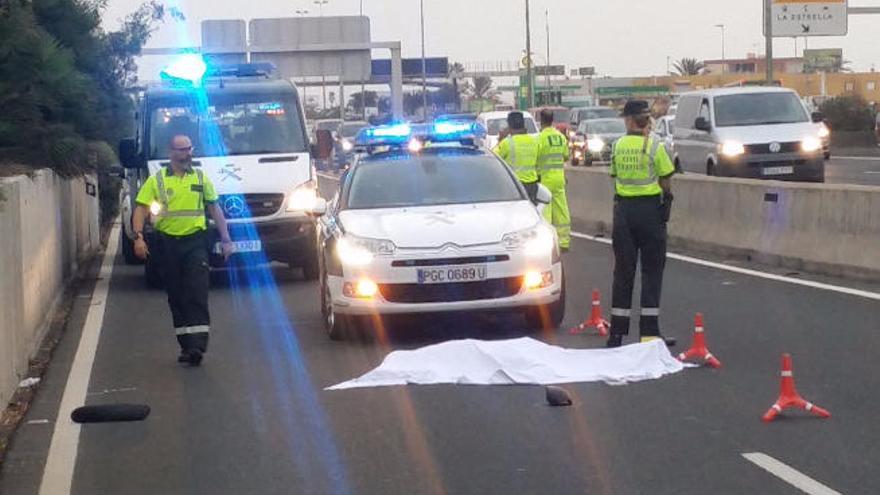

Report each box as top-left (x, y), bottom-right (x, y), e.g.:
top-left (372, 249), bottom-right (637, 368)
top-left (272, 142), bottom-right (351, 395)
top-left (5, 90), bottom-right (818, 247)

top-left (0, 0), bottom-right (165, 176)
top-left (673, 58), bottom-right (705, 76)
top-left (819, 95), bottom-right (875, 132)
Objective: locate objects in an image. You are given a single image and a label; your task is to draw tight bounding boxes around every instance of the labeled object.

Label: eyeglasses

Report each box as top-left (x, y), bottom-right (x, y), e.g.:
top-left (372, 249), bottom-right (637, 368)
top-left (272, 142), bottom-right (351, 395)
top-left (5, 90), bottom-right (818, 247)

top-left (171, 146), bottom-right (194, 152)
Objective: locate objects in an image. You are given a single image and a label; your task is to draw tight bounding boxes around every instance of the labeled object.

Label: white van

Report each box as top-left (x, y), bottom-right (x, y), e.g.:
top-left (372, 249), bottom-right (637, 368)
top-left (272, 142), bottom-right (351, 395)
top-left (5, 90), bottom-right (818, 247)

top-left (476, 111), bottom-right (539, 151)
top-left (672, 87), bottom-right (826, 182)
top-left (118, 63), bottom-right (321, 286)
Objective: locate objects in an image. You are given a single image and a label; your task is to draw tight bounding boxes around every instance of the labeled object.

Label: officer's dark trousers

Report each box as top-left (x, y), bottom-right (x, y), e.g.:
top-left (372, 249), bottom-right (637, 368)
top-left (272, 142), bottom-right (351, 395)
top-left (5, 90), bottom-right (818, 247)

top-left (610, 196), bottom-right (667, 338)
top-left (159, 231), bottom-right (210, 353)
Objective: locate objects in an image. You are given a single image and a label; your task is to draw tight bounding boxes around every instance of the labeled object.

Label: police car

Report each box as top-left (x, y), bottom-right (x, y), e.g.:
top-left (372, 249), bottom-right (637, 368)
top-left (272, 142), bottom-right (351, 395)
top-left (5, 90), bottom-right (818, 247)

top-left (311, 122), bottom-right (566, 340)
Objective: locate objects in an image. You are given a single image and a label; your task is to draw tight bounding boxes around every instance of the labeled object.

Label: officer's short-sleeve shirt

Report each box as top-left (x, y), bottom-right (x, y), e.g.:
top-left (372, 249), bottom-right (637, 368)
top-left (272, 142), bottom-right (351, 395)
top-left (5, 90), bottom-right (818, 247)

top-left (610, 136), bottom-right (675, 197)
top-left (136, 167), bottom-right (218, 236)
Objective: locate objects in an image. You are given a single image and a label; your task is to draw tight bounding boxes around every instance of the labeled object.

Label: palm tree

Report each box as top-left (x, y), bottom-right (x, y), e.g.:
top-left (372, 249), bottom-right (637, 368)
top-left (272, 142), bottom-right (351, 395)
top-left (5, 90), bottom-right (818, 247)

top-left (673, 58), bottom-right (706, 76)
top-left (470, 76), bottom-right (497, 100)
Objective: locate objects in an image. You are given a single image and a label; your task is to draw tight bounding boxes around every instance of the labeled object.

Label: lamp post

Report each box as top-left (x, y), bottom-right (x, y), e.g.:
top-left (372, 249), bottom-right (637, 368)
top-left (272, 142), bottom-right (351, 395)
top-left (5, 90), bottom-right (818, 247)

top-left (314, 0), bottom-right (330, 109)
top-left (715, 24), bottom-right (726, 74)
top-left (525, 0), bottom-right (534, 109)
top-left (420, 0), bottom-right (428, 119)
top-left (545, 8), bottom-right (552, 95)
top-left (359, 0), bottom-right (366, 121)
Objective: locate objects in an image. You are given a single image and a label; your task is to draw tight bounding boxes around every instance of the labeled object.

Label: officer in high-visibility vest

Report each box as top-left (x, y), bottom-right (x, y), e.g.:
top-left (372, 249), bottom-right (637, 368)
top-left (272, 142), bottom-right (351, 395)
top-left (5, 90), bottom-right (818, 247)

top-left (493, 111), bottom-right (540, 204)
top-left (606, 100), bottom-right (677, 348)
top-left (132, 134), bottom-right (234, 366)
top-left (536, 109), bottom-right (571, 251)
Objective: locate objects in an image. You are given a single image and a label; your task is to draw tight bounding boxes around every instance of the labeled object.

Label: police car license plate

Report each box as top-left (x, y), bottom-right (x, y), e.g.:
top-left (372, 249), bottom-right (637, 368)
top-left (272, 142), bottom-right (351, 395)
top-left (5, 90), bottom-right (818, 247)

top-left (762, 166), bottom-right (794, 176)
top-left (214, 240), bottom-right (262, 254)
top-left (417, 265), bottom-right (488, 284)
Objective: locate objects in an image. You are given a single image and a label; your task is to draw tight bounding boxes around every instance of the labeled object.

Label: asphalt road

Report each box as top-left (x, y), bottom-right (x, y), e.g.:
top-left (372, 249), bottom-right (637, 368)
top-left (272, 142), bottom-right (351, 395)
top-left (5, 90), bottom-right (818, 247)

top-left (825, 155), bottom-right (880, 186)
top-left (2, 228), bottom-right (878, 495)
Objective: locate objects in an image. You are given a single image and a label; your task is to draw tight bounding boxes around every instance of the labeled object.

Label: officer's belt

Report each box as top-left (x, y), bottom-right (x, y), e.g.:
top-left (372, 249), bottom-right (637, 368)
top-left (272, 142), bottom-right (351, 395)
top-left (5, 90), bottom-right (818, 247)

top-left (538, 163), bottom-right (566, 171)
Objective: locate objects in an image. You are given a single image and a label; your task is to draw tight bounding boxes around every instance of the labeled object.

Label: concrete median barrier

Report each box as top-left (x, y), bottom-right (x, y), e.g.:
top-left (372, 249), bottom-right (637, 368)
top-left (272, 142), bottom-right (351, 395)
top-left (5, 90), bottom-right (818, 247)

top-left (565, 166), bottom-right (880, 282)
top-left (0, 170), bottom-right (100, 406)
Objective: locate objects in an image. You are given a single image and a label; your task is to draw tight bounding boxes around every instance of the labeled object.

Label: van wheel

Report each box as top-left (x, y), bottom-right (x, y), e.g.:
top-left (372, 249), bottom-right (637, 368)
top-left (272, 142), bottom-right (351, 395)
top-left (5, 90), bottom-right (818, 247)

top-left (706, 161), bottom-right (717, 176)
top-left (301, 248), bottom-right (320, 281)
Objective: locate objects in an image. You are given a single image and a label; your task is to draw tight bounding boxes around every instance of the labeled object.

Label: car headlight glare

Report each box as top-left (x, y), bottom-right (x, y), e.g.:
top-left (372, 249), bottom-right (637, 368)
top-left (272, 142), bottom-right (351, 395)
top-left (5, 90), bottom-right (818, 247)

top-left (336, 235), bottom-right (396, 266)
top-left (503, 224), bottom-right (555, 257)
top-left (287, 184), bottom-right (318, 211)
top-left (817, 125), bottom-right (830, 139)
top-left (802, 136), bottom-right (822, 152)
top-left (721, 141), bottom-right (745, 157)
top-left (341, 139), bottom-right (354, 151)
top-left (587, 138), bottom-right (605, 152)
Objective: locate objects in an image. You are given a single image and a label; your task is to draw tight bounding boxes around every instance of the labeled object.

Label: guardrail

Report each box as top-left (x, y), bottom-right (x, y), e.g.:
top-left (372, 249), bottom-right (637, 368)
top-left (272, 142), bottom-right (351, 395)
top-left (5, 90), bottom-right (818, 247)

top-left (566, 167), bottom-right (880, 282)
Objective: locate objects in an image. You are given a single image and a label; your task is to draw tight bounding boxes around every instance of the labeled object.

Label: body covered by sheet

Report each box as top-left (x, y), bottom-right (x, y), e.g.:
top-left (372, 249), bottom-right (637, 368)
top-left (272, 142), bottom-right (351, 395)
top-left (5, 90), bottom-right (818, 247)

top-left (327, 338), bottom-right (685, 390)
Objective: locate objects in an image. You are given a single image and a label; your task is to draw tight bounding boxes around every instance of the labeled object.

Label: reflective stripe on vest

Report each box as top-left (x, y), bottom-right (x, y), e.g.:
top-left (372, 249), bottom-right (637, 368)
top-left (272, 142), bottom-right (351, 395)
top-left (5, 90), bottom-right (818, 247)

top-left (155, 168), bottom-right (206, 218)
top-left (613, 138), bottom-right (662, 187)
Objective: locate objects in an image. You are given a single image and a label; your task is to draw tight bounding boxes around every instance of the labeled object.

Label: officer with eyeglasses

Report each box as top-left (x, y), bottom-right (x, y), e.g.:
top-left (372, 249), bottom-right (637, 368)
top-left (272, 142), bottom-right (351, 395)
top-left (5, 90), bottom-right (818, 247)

top-left (131, 134), bottom-right (234, 366)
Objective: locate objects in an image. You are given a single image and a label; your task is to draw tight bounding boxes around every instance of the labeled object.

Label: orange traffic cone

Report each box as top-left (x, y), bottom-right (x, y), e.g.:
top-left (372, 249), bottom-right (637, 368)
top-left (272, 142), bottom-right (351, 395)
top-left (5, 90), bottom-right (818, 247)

top-left (569, 289), bottom-right (609, 336)
top-left (677, 313), bottom-right (722, 368)
top-left (762, 353), bottom-right (831, 423)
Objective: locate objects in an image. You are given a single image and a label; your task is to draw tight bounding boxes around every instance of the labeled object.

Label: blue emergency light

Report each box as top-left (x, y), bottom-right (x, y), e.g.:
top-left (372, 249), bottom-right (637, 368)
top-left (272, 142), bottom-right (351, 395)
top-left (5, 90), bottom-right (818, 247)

top-left (159, 54), bottom-right (208, 85)
top-left (354, 121), bottom-right (486, 151)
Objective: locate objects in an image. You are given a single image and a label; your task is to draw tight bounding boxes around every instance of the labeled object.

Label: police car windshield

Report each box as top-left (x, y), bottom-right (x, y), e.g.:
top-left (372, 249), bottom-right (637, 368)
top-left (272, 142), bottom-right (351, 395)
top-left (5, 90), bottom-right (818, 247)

top-left (345, 151), bottom-right (523, 209)
top-left (714, 92), bottom-right (809, 127)
top-left (486, 118), bottom-right (539, 136)
top-left (148, 96), bottom-right (307, 159)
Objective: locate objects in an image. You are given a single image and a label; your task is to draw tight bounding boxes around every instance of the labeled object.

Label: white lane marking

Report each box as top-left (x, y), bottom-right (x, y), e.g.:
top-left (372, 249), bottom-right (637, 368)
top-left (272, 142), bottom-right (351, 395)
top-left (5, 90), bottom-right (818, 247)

top-left (571, 232), bottom-right (880, 301)
top-left (833, 156), bottom-right (880, 161)
top-left (865, 171), bottom-right (880, 174)
top-left (39, 223), bottom-right (120, 495)
top-left (742, 453), bottom-right (842, 495)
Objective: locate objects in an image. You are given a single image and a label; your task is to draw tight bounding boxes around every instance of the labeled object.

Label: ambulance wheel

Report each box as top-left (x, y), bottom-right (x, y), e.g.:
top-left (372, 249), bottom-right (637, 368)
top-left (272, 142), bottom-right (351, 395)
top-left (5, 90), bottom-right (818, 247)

top-left (120, 229), bottom-right (141, 265)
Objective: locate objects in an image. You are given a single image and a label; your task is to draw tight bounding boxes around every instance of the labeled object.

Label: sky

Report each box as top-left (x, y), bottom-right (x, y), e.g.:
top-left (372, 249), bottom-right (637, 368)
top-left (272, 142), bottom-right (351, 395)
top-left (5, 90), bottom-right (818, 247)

top-left (101, 0), bottom-right (880, 80)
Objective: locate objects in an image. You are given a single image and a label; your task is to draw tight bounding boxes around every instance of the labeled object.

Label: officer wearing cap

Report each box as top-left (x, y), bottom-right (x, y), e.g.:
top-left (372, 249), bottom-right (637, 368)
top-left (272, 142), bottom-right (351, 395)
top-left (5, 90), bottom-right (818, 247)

top-left (536, 109), bottom-right (571, 251)
top-left (606, 100), bottom-right (676, 348)
top-left (131, 134), bottom-right (234, 366)
top-left (493, 112), bottom-right (540, 204)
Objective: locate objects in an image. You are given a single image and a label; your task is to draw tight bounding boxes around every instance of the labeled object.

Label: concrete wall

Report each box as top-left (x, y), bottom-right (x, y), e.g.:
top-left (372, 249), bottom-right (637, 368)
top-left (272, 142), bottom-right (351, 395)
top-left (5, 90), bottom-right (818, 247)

top-left (0, 170), bottom-right (100, 407)
top-left (566, 167), bottom-right (880, 281)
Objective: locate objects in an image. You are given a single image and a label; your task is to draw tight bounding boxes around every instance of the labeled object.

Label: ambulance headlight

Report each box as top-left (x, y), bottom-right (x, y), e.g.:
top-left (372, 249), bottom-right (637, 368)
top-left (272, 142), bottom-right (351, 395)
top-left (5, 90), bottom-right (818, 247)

top-left (287, 184), bottom-right (318, 211)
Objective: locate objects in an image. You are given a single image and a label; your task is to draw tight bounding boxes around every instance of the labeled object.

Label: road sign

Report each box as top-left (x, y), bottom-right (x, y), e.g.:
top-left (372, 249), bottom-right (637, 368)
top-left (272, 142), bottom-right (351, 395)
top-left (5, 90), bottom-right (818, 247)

top-left (578, 67), bottom-right (596, 76)
top-left (804, 48), bottom-right (844, 72)
top-left (371, 58), bottom-right (448, 78)
top-left (767, 0), bottom-right (848, 37)
top-left (534, 65), bottom-right (566, 77)
top-left (596, 86), bottom-right (668, 98)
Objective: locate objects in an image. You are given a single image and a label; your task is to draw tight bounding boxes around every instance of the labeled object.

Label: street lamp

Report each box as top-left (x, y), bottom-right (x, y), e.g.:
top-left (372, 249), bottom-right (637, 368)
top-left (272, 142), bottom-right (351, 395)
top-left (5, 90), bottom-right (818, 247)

top-left (715, 24), bottom-right (725, 74)
top-left (313, 0), bottom-right (329, 16)
top-left (359, 0), bottom-right (366, 121)
top-left (420, 0), bottom-right (428, 119)
top-left (545, 9), bottom-right (551, 94)
top-left (525, 0), bottom-right (534, 108)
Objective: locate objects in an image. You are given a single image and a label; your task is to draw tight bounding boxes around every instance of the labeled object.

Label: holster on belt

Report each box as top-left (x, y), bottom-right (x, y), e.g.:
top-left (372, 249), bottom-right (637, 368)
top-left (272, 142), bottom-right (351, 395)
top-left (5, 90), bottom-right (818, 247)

top-left (660, 193), bottom-right (674, 223)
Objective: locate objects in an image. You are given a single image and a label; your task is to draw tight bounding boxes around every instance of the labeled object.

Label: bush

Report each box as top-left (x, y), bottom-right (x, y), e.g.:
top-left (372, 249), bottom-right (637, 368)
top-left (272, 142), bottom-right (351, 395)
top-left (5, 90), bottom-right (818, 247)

top-left (819, 96), bottom-right (875, 132)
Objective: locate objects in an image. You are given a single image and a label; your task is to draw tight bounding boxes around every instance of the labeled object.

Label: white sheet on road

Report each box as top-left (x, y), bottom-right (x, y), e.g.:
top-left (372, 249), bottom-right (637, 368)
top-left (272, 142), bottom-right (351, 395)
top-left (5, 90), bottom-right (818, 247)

top-left (326, 338), bottom-right (685, 390)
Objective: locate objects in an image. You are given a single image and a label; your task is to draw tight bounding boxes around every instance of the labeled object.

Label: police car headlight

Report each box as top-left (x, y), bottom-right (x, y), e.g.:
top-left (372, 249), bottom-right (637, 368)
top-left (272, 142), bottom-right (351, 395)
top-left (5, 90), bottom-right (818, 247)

top-left (336, 235), bottom-right (396, 266)
top-left (587, 138), bottom-right (605, 153)
top-left (801, 136), bottom-right (822, 153)
top-left (721, 141), bottom-right (745, 157)
top-left (287, 184), bottom-right (318, 211)
top-left (341, 139), bottom-right (354, 152)
top-left (503, 224), bottom-right (555, 258)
